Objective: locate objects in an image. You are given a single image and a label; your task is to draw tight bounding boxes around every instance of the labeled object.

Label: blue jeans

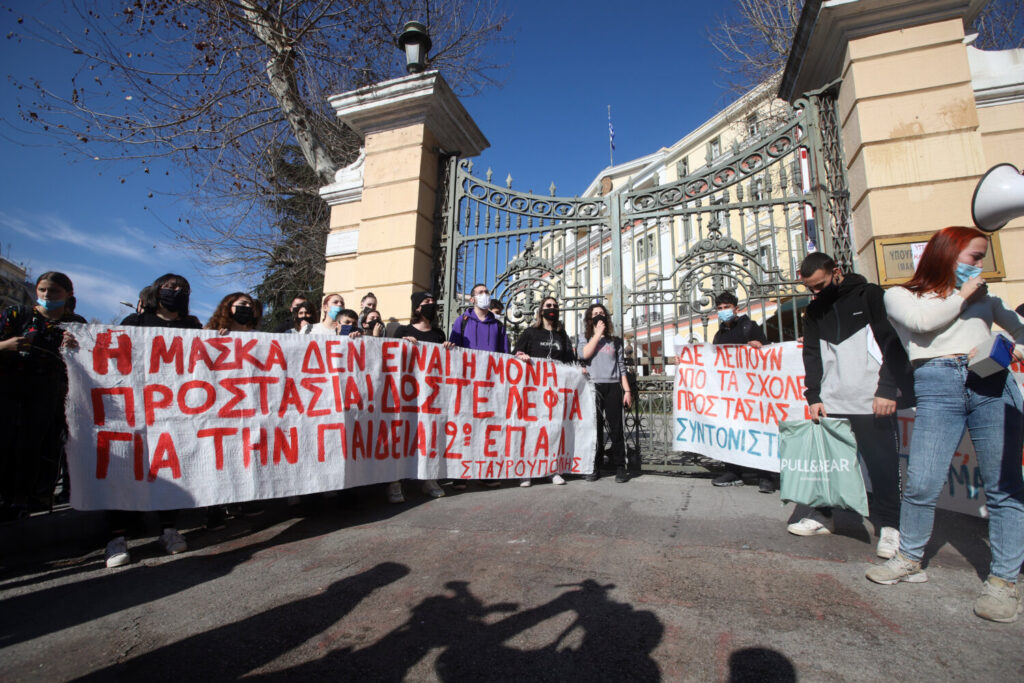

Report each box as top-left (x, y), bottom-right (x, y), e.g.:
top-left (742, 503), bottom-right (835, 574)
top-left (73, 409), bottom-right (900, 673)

top-left (899, 357), bottom-right (1024, 580)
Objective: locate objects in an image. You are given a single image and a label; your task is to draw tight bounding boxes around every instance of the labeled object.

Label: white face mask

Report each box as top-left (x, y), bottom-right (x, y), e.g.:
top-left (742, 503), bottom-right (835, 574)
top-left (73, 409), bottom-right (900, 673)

top-left (474, 293), bottom-right (491, 310)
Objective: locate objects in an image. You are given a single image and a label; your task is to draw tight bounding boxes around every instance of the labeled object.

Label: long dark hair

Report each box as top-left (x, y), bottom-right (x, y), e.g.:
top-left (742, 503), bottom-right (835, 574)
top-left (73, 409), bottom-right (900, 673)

top-left (903, 226), bottom-right (986, 296)
top-left (150, 273), bottom-right (192, 316)
top-left (584, 303), bottom-right (613, 339)
top-left (531, 296), bottom-right (563, 331)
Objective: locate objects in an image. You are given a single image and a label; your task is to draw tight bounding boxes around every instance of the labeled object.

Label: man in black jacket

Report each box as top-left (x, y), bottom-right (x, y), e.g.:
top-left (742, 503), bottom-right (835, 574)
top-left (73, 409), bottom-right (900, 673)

top-left (791, 253), bottom-right (912, 561)
top-left (710, 291), bottom-right (775, 492)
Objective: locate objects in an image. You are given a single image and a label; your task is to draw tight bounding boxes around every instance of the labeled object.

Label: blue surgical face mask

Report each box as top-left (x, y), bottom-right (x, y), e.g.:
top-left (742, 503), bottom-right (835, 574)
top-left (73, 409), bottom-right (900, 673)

top-left (37, 298), bottom-right (65, 311)
top-left (328, 305), bottom-right (343, 321)
top-left (717, 308), bottom-right (736, 323)
top-left (954, 262), bottom-right (983, 288)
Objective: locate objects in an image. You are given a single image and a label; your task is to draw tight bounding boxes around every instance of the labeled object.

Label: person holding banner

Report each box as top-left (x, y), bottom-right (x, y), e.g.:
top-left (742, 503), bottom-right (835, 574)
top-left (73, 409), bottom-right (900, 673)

top-left (395, 292), bottom-right (449, 346)
top-left (386, 292), bottom-right (450, 502)
top-left (793, 254), bottom-right (911, 562)
top-left (515, 296), bottom-right (576, 487)
top-left (869, 226), bottom-right (1024, 623)
top-left (203, 293), bottom-right (265, 526)
top-left (105, 273), bottom-right (203, 567)
top-left (709, 291), bottom-right (775, 493)
top-left (0, 271), bottom-right (86, 520)
top-left (449, 284), bottom-right (510, 489)
top-left (579, 304), bottom-right (632, 483)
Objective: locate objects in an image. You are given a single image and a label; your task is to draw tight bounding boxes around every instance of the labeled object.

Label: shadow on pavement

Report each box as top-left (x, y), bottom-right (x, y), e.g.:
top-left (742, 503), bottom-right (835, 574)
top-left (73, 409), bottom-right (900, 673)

top-left (0, 507), bottom-right (387, 648)
top-left (75, 577), bottom-right (664, 682)
top-left (728, 647), bottom-right (796, 682)
top-left (71, 561), bottom-right (411, 682)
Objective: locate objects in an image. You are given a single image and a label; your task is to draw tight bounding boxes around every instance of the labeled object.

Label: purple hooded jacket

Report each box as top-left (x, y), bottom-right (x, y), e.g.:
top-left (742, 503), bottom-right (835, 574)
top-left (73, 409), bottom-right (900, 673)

top-left (450, 310), bottom-right (510, 353)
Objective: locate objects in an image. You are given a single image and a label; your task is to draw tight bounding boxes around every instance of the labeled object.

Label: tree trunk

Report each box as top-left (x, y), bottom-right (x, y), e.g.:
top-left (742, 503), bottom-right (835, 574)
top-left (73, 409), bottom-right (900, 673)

top-left (239, 1), bottom-right (338, 183)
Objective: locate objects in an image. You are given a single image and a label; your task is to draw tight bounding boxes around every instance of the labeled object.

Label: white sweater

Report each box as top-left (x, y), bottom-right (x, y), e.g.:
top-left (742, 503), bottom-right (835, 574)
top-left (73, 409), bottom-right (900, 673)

top-left (883, 287), bottom-right (1024, 361)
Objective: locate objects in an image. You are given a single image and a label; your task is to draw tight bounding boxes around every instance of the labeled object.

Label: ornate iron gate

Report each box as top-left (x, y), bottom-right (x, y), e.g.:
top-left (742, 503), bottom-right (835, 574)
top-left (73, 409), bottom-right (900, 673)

top-left (435, 82), bottom-right (851, 468)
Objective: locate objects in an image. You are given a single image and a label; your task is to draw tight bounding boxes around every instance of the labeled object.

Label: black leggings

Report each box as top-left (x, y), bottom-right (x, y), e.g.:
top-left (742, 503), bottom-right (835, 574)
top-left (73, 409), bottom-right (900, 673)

top-left (594, 382), bottom-right (626, 470)
top-left (823, 413), bottom-right (901, 529)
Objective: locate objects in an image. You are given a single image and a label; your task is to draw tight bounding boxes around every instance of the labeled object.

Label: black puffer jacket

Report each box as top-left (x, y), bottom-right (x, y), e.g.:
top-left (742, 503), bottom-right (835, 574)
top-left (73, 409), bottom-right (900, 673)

top-left (802, 273), bottom-right (913, 412)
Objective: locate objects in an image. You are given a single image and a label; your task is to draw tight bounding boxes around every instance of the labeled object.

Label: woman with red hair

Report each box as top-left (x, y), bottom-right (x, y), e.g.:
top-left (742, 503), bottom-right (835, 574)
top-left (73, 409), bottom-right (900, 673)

top-left (867, 226), bottom-right (1024, 623)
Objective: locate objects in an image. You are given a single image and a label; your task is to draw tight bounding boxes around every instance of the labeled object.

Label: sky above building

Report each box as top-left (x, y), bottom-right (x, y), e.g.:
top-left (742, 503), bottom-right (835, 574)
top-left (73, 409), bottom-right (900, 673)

top-left (0, 0), bottom-right (741, 323)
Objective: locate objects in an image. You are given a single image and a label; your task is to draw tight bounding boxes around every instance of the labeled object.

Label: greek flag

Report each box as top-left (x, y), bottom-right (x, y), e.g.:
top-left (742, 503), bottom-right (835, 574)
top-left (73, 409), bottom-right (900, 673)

top-left (608, 106), bottom-right (615, 151)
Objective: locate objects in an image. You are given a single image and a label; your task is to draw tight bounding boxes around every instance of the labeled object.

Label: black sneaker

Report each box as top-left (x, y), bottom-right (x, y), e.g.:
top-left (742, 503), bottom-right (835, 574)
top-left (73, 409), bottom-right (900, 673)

top-left (712, 471), bottom-right (743, 487)
top-left (584, 473), bottom-right (599, 482)
top-left (615, 467), bottom-right (628, 483)
top-left (205, 506), bottom-right (226, 530)
top-left (758, 477), bottom-right (776, 494)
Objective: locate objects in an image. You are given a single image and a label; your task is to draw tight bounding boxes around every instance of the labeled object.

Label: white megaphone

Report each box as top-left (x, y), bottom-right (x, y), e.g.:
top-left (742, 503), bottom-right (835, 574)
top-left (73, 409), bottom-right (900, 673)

top-left (972, 163), bottom-right (1024, 232)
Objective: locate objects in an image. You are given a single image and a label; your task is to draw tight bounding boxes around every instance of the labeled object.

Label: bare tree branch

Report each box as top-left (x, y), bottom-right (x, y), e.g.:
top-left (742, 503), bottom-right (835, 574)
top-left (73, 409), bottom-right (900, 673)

top-left (4, 0), bottom-right (508, 297)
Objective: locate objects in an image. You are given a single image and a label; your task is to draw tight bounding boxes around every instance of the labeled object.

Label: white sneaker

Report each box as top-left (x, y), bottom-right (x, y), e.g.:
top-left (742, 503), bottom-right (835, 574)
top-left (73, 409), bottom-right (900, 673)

top-left (387, 481), bottom-right (405, 503)
top-left (421, 479), bottom-right (445, 498)
top-left (551, 474), bottom-right (566, 486)
top-left (876, 526), bottom-right (900, 559)
top-left (787, 514), bottom-right (832, 536)
top-left (520, 479), bottom-right (532, 487)
top-left (159, 528), bottom-right (187, 555)
top-left (865, 552), bottom-right (928, 585)
top-left (105, 536), bottom-right (130, 568)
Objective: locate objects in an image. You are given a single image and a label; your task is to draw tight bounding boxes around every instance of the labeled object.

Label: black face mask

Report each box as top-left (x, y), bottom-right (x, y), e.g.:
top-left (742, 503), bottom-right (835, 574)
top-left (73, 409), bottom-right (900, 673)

top-left (230, 307), bottom-right (255, 325)
top-left (419, 303), bottom-right (437, 320)
top-left (817, 280), bottom-right (840, 301)
top-left (364, 320), bottom-right (380, 331)
top-left (542, 309), bottom-right (559, 322)
top-left (591, 314), bottom-right (608, 327)
top-left (158, 288), bottom-right (189, 313)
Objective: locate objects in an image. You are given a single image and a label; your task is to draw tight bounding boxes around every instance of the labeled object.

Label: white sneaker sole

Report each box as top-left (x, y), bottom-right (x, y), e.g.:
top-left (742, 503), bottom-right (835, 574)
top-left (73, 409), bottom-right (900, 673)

top-left (105, 553), bottom-right (130, 568)
top-left (787, 524), bottom-right (831, 537)
top-left (866, 571), bottom-right (928, 585)
top-left (974, 605), bottom-right (1022, 623)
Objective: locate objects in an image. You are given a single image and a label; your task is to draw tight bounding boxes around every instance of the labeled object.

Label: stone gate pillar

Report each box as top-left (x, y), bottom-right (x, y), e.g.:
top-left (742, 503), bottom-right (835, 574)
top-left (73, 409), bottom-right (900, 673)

top-left (780, 0), bottom-right (1023, 300)
top-left (319, 72), bottom-right (488, 322)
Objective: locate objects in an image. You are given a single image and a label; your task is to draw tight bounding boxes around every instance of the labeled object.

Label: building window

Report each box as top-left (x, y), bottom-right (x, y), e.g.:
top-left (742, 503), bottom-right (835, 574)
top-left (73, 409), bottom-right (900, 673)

top-left (707, 137), bottom-right (721, 164)
top-left (746, 114), bottom-right (759, 138)
top-left (602, 254), bottom-right (611, 277)
top-left (579, 264), bottom-right (589, 287)
top-left (634, 234), bottom-right (656, 262)
top-left (753, 177), bottom-right (765, 201)
top-left (682, 214), bottom-right (693, 244)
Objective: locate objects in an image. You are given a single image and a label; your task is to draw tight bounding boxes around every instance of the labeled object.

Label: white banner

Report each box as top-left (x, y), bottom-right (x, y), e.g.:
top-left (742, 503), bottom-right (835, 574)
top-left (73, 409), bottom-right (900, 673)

top-left (672, 341), bottom-right (1024, 518)
top-left (63, 325), bottom-right (596, 510)
top-left (672, 342), bottom-right (806, 472)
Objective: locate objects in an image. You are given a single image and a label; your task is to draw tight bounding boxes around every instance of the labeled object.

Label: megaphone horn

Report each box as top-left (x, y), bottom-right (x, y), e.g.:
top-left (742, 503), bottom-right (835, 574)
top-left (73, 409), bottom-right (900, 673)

top-left (972, 163), bottom-right (1024, 232)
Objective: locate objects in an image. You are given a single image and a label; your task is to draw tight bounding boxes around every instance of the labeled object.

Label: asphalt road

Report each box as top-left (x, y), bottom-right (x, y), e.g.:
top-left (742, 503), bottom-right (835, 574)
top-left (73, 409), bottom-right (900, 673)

top-left (1, 474), bottom-right (1021, 682)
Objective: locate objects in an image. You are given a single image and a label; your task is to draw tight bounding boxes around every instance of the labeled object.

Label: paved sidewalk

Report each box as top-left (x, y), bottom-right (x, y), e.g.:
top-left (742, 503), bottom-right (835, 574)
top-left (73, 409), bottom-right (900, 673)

top-left (1, 473), bottom-right (1021, 681)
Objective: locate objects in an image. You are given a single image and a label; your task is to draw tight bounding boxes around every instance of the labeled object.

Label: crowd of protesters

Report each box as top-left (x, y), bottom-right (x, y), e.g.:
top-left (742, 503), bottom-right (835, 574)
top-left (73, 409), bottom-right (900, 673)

top-left (2, 231), bottom-right (1023, 623)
